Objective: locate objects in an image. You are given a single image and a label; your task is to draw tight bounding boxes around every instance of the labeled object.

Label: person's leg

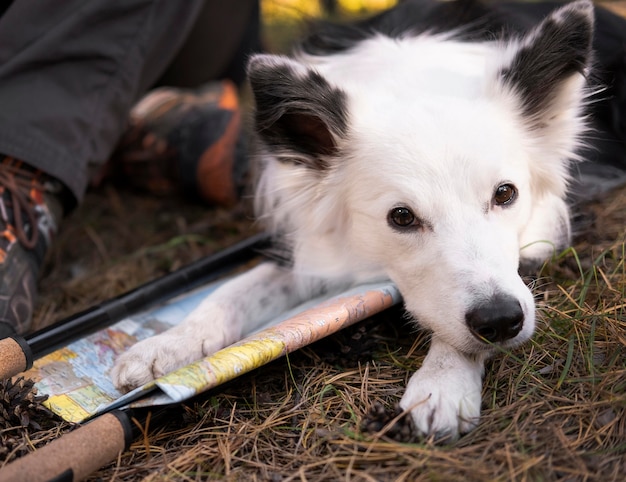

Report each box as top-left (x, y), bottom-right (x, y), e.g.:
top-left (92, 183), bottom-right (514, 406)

top-left (0, 0), bottom-right (205, 336)
top-left (0, 0), bottom-right (205, 203)
top-left (111, 0), bottom-right (262, 206)
top-left (156, 0), bottom-right (262, 89)
top-left (110, 79), bottom-right (248, 207)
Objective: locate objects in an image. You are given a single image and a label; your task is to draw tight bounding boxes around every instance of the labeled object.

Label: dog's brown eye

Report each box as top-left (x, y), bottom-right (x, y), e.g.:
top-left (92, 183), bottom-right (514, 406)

top-left (494, 183), bottom-right (517, 206)
top-left (388, 207), bottom-right (418, 229)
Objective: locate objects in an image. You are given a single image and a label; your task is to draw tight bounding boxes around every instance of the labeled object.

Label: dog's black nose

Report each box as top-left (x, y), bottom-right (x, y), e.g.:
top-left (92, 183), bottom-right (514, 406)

top-left (466, 294), bottom-right (524, 343)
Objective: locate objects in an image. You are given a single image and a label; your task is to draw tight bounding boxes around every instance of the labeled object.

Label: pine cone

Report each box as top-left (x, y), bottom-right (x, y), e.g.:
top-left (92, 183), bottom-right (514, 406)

top-left (361, 402), bottom-right (417, 443)
top-left (0, 377), bottom-right (55, 431)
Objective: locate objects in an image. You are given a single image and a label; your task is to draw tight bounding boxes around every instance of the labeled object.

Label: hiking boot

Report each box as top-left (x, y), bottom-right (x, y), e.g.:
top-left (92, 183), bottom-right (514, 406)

top-left (0, 158), bottom-right (63, 337)
top-left (109, 80), bottom-right (249, 207)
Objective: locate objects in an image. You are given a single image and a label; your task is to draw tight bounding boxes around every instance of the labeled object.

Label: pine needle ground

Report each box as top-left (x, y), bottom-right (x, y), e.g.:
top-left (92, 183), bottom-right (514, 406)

top-left (2, 2), bottom-right (625, 480)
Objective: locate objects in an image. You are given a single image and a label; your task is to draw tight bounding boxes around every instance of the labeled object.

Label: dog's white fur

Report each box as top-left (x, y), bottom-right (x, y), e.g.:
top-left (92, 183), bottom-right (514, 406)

top-left (112, 0), bottom-right (595, 439)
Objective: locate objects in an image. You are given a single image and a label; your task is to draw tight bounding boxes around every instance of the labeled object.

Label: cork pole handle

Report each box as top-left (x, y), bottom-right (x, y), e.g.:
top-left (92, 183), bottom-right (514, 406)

top-left (0, 411), bottom-right (132, 482)
top-left (0, 336), bottom-right (32, 379)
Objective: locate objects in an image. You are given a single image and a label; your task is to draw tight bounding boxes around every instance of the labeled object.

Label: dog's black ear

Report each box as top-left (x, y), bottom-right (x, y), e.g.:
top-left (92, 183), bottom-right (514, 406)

top-left (498, 0), bottom-right (594, 123)
top-left (247, 54), bottom-right (348, 169)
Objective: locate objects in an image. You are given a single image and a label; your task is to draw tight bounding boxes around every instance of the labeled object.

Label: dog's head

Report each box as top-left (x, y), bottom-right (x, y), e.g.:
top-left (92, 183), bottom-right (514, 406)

top-left (248, 1), bottom-right (593, 354)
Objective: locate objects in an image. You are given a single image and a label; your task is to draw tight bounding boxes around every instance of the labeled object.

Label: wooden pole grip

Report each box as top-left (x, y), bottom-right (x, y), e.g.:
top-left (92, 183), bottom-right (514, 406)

top-left (0, 336), bottom-right (32, 379)
top-left (0, 411), bottom-right (132, 482)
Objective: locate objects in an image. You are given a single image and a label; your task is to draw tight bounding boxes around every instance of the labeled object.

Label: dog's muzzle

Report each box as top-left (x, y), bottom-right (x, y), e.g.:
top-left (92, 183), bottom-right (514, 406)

top-left (465, 293), bottom-right (524, 344)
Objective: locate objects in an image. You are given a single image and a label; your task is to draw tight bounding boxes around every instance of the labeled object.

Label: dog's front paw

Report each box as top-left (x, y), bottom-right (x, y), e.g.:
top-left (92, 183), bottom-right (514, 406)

top-left (110, 332), bottom-right (207, 392)
top-left (399, 339), bottom-right (484, 441)
top-left (111, 302), bottom-right (240, 392)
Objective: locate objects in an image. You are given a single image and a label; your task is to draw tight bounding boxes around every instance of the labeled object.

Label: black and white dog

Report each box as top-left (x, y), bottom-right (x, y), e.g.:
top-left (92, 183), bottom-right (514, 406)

top-left (112, 0), bottom-right (626, 439)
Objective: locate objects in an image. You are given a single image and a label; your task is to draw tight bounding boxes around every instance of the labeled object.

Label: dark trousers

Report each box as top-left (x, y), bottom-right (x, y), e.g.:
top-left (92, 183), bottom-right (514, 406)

top-left (0, 0), bottom-right (260, 206)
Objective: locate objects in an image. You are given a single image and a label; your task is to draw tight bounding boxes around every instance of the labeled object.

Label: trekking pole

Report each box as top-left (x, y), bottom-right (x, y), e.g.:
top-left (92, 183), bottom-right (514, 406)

top-left (0, 407), bottom-right (151, 482)
top-left (0, 232), bottom-right (270, 379)
top-left (0, 282), bottom-right (401, 482)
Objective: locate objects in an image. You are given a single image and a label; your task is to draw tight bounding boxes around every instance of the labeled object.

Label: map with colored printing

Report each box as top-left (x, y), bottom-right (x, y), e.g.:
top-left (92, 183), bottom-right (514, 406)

top-left (24, 278), bottom-right (401, 423)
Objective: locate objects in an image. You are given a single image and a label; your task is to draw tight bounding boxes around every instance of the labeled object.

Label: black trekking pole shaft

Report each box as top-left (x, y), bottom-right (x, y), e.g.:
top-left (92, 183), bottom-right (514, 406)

top-left (0, 233), bottom-right (270, 378)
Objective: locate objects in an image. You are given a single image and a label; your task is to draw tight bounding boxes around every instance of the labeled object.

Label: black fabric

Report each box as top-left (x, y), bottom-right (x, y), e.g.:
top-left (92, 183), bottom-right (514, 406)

top-left (0, 321), bottom-right (15, 338)
top-left (155, 0), bottom-right (262, 89)
top-left (0, 0), bottom-right (260, 206)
